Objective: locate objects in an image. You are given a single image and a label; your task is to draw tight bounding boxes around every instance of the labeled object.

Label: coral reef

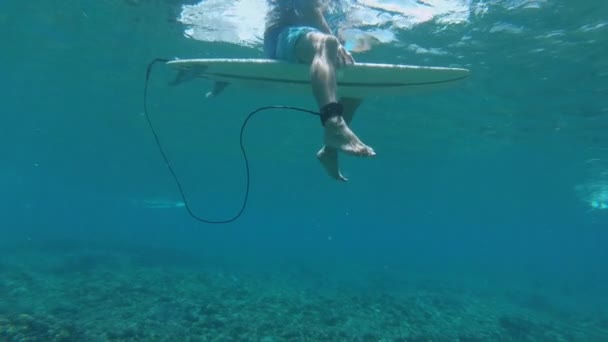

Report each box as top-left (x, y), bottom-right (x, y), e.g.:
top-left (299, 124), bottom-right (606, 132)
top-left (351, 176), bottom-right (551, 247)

top-left (0, 246), bottom-right (606, 341)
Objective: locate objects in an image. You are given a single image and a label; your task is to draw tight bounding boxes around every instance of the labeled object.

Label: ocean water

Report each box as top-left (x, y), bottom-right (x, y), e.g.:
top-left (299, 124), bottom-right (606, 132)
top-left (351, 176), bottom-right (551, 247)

top-left (1, 0), bottom-right (607, 340)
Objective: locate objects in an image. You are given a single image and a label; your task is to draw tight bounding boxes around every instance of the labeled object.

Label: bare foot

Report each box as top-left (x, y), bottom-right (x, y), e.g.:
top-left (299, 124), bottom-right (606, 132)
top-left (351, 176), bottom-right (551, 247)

top-left (324, 116), bottom-right (375, 157)
top-left (317, 146), bottom-right (348, 182)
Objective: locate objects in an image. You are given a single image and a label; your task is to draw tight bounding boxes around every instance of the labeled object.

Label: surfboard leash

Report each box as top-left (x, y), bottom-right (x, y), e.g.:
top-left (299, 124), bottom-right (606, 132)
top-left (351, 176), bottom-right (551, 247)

top-left (144, 58), bottom-right (321, 224)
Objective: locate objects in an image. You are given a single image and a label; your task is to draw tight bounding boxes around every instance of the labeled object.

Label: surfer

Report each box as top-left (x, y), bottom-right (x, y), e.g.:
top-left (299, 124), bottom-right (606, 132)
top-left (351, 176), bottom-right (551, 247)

top-left (264, 0), bottom-right (375, 181)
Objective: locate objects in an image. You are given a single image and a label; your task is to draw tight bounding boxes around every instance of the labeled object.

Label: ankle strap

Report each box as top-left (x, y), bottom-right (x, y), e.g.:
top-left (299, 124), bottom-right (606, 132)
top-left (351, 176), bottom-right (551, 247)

top-left (320, 102), bottom-right (344, 126)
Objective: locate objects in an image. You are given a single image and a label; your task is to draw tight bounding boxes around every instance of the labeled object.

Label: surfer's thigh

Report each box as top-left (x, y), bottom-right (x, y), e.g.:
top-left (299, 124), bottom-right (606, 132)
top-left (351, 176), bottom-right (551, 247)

top-left (276, 26), bottom-right (320, 63)
top-left (294, 31), bottom-right (339, 63)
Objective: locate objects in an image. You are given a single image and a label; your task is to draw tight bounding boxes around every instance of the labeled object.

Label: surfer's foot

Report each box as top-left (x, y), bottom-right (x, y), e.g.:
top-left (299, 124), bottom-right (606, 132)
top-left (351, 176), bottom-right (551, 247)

top-left (324, 116), bottom-right (375, 157)
top-left (317, 146), bottom-right (348, 182)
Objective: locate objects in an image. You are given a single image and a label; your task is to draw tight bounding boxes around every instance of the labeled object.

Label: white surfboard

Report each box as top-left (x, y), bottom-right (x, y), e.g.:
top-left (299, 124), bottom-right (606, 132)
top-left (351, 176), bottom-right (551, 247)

top-left (167, 58), bottom-right (469, 98)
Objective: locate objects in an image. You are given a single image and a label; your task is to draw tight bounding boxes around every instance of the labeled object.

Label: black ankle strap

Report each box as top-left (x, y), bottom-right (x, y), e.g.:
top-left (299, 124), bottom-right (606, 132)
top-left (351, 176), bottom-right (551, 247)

top-left (320, 102), bottom-right (344, 126)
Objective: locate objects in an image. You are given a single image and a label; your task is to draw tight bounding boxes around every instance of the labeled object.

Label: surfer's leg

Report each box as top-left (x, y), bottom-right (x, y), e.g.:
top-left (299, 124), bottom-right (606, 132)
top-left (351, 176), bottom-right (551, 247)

top-left (293, 31), bottom-right (375, 158)
top-left (317, 97), bottom-right (362, 181)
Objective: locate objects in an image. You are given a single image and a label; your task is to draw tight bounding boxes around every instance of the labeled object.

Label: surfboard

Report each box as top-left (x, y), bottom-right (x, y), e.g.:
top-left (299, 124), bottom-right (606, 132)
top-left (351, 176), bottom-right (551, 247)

top-left (167, 58), bottom-right (469, 98)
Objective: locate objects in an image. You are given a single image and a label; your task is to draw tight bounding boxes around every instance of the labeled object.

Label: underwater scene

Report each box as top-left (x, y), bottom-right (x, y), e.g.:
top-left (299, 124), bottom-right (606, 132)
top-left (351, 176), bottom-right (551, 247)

top-left (1, 0), bottom-right (607, 340)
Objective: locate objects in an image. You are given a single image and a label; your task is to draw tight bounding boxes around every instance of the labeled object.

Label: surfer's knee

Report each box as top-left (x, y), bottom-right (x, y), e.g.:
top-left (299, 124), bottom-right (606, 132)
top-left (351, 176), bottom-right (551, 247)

top-left (303, 32), bottom-right (339, 60)
top-left (316, 34), bottom-right (340, 60)
top-left (322, 35), bottom-right (340, 53)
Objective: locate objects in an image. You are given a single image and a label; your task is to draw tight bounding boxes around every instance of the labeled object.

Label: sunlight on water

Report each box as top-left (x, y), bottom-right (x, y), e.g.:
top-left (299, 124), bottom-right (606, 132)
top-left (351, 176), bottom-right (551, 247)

top-left (500, 0), bottom-right (547, 10)
top-left (178, 0), bottom-right (480, 48)
top-left (355, 0), bottom-right (472, 26)
top-left (179, 0), bottom-right (268, 47)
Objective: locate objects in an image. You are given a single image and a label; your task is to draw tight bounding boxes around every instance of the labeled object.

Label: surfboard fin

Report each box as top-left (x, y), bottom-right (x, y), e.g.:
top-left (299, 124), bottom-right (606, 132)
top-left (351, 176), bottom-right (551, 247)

top-left (169, 67), bottom-right (228, 98)
top-left (205, 81), bottom-right (229, 98)
top-left (169, 68), bottom-right (200, 86)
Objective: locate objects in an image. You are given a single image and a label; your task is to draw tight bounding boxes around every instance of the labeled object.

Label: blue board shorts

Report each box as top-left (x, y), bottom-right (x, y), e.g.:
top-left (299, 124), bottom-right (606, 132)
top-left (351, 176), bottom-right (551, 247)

top-left (264, 26), bottom-right (320, 63)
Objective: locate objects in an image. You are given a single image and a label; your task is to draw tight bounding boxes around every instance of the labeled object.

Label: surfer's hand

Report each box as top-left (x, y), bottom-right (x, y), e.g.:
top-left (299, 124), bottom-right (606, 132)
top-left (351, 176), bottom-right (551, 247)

top-left (337, 45), bottom-right (354, 66)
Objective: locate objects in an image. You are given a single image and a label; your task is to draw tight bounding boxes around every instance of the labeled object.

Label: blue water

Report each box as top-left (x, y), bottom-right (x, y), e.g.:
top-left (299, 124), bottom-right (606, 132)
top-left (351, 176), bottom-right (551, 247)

top-left (1, 0), bottom-right (607, 340)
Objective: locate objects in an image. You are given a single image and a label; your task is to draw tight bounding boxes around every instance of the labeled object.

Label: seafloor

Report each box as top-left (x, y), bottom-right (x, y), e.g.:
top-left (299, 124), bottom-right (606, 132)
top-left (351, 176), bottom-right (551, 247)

top-left (1, 241), bottom-right (606, 342)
